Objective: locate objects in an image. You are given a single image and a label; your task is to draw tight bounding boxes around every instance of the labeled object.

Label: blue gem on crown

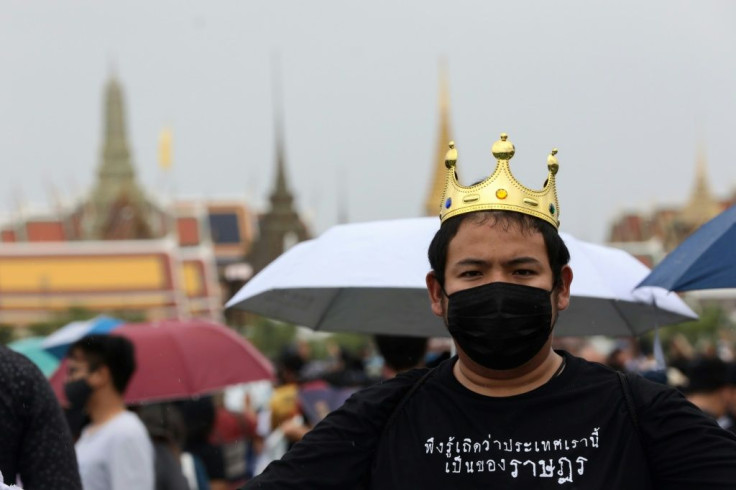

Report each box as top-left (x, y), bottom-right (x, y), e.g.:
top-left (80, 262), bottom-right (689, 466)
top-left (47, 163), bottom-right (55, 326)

top-left (445, 198), bottom-right (452, 209)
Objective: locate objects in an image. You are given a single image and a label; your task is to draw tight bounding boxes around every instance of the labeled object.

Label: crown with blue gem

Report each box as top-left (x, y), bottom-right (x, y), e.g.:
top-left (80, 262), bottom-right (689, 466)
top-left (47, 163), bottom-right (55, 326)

top-left (439, 133), bottom-right (560, 228)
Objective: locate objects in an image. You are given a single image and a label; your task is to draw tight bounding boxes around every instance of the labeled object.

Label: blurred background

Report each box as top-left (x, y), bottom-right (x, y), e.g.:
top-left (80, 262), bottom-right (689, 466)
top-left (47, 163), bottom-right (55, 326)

top-left (2, 1), bottom-right (736, 485)
top-left (0, 0), bottom-right (733, 338)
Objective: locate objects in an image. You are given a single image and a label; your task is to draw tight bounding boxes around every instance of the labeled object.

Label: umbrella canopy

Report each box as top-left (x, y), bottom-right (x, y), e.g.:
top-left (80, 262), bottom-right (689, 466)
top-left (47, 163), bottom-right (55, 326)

top-left (637, 203), bottom-right (736, 292)
top-left (42, 316), bottom-right (124, 359)
top-left (8, 337), bottom-right (60, 377)
top-left (49, 319), bottom-right (274, 404)
top-left (558, 233), bottom-right (695, 335)
top-left (227, 217), bottom-right (696, 337)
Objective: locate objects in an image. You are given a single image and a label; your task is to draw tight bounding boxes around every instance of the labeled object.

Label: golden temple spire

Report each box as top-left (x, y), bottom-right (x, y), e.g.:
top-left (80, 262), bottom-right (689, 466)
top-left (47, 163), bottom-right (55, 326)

top-left (680, 143), bottom-right (721, 227)
top-left (423, 59), bottom-right (454, 216)
top-left (86, 72), bottom-right (153, 239)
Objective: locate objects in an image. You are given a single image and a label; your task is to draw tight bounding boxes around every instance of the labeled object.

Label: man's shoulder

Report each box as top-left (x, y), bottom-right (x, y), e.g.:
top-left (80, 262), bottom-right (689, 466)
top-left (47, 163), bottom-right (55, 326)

top-left (565, 352), bottom-right (680, 408)
top-left (391, 365), bottom-right (435, 386)
top-left (106, 411), bottom-right (152, 444)
top-left (380, 365), bottom-right (439, 396)
top-left (322, 366), bottom-right (435, 431)
top-left (117, 410), bottom-right (149, 429)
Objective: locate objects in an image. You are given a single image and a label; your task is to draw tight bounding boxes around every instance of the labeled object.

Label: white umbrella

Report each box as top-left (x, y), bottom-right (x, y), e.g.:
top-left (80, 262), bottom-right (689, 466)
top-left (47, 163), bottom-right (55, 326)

top-left (226, 217), bottom-right (696, 337)
top-left (555, 233), bottom-right (696, 335)
top-left (41, 315), bottom-right (124, 358)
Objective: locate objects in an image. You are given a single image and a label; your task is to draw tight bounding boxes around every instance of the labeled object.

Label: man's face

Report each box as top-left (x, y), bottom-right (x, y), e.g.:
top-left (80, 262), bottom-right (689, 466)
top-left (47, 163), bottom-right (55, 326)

top-left (427, 218), bottom-right (572, 320)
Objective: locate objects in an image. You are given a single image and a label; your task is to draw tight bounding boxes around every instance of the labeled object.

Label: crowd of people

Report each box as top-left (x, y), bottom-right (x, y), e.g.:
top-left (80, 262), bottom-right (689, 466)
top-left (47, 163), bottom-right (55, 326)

top-left (3, 324), bottom-right (736, 488)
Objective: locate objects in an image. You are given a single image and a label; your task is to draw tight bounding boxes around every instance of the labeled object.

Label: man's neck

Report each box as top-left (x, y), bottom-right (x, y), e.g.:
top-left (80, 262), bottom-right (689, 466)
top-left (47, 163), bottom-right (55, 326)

top-left (87, 389), bottom-right (126, 427)
top-left (688, 392), bottom-right (726, 420)
top-left (453, 348), bottom-right (563, 397)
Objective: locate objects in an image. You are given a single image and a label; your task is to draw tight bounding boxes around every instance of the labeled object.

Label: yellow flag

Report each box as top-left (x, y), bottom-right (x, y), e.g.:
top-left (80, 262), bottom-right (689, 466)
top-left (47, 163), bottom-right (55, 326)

top-left (158, 127), bottom-right (173, 170)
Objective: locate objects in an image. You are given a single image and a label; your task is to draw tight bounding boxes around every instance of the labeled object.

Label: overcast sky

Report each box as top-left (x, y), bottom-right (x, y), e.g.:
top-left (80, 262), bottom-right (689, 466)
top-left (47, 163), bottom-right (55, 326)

top-left (1, 1), bottom-right (734, 243)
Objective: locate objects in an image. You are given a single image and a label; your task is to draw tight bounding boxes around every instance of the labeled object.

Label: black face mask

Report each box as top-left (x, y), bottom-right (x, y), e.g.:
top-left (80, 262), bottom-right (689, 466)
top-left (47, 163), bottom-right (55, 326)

top-left (64, 377), bottom-right (94, 411)
top-left (446, 282), bottom-right (554, 370)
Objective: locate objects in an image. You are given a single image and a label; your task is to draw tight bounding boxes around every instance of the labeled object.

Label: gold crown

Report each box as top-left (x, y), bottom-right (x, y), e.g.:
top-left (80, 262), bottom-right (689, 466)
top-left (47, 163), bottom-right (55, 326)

top-left (439, 133), bottom-right (560, 228)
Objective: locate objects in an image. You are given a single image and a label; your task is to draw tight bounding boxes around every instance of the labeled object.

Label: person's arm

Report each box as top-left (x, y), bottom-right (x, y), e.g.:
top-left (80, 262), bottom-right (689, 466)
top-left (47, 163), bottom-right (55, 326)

top-left (280, 415), bottom-right (310, 442)
top-left (632, 374), bottom-right (736, 489)
top-left (15, 357), bottom-right (82, 490)
top-left (244, 369), bottom-right (427, 489)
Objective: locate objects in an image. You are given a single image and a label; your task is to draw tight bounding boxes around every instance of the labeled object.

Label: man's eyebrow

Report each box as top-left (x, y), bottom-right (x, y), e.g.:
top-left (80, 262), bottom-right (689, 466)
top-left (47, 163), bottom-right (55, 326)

top-left (451, 258), bottom-right (488, 268)
top-left (450, 257), bottom-right (544, 268)
top-left (505, 256), bottom-right (543, 267)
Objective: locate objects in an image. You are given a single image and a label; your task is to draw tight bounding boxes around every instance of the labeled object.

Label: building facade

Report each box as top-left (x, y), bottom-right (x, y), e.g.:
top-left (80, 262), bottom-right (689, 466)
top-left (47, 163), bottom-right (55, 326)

top-left (0, 73), bottom-right (307, 326)
top-left (608, 149), bottom-right (735, 267)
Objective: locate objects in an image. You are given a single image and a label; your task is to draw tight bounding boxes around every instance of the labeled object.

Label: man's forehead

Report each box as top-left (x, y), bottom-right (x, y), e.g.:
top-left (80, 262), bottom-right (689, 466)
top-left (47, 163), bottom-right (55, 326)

top-left (453, 218), bottom-right (545, 245)
top-left (459, 214), bottom-right (539, 234)
top-left (446, 219), bottom-right (547, 261)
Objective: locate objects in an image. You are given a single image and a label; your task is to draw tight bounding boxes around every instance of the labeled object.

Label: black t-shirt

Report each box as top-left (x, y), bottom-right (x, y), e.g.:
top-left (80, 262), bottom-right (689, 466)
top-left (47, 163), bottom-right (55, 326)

top-left (246, 352), bottom-right (736, 489)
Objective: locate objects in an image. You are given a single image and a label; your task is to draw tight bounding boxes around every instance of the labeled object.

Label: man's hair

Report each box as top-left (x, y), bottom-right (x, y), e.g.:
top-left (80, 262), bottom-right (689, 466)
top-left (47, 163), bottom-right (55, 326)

top-left (685, 358), bottom-right (727, 394)
top-left (374, 334), bottom-right (428, 372)
top-left (427, 211), bottom-right (570, 290)
top-left (68, 334), bottom-right (137, 395)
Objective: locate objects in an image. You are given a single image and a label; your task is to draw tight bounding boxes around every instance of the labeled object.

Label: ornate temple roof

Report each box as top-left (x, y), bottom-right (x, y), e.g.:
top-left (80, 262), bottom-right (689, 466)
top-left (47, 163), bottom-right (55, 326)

top-left (424, 60), bottom-right (453, 217)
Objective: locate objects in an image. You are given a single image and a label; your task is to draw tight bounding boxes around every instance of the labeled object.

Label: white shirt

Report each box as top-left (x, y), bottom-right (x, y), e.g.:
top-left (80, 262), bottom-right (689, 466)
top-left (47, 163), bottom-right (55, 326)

top-left (76, 411), bottom-right (154, 490)
top-left (0, 470), bottom-right (20, 489)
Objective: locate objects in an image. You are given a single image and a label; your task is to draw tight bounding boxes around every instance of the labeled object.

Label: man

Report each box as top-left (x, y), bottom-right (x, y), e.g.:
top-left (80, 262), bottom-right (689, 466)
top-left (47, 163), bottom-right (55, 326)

top-left (253, 348), bottom-right (311, 476)
top-left (176, 396), bottom-right (229, 490)
top-left (65, 334), bottom-right (154, 489)
top-left (244, 134), bottom-right (736, 488)
top-left (684, 357), bottom-right (736, 433)
top-left (373, 334), bottom-right (428, 379)
top-left (0, 345), bottom-right (81, 489)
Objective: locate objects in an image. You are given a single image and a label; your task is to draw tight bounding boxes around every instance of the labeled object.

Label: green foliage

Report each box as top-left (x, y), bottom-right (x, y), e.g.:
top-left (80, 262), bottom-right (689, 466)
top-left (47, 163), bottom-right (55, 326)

top-left (26, 306), bottom-right (147, 338)
top-left (657, 304), bottom-right (734, 346)
top-left (243, 316), bottom-right (297, 359)
top-left (0, 326), bottom-right (15, 345)
top-left (239, 316), bottom-right (371, 363)
top-left (28, 322), bottom-right (59, 338)
top-left (330, 332), bottom-right (371, 357)
top-left (108, 310), bottom-right (146, 323)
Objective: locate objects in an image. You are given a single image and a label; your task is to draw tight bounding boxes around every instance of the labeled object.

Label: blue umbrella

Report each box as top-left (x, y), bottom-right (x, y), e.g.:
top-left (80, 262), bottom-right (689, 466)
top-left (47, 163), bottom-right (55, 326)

top-left (8, 337), bottom-right (60, 377)
top-left (41, 316), bottom-right (124, 359)
top-left (637, 203), bottom-right (736, 291)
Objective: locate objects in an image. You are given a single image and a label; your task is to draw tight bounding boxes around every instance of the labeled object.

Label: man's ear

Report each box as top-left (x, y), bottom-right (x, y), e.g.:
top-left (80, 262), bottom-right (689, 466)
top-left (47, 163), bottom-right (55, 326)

top-left (426, 271), bottom-right (445, 318)
top-left (555, 265), bottom-right (573, 311)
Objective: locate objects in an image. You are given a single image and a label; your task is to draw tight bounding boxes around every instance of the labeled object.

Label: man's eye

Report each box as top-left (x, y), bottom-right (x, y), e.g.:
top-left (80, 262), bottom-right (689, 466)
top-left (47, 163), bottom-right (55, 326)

top-left (460, 271), bottom-right (481, 278)
top-left (514, 269), bottom-right (535, 276)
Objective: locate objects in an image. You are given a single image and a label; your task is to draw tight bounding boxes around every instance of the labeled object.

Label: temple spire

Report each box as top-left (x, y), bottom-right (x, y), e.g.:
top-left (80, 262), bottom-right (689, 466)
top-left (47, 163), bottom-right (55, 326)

top-left (85, 73), bottom-right (152, 239)
top-left (269, 58), bottom-right (295, 214)
top-left (247, 59), bottom-right (310, 273)
top-left (424, 59), bottom-right (454, 216)
top-left (680, 143), bottom-right (721, 227)
top-left (100, 75), bottom-right (134, 180)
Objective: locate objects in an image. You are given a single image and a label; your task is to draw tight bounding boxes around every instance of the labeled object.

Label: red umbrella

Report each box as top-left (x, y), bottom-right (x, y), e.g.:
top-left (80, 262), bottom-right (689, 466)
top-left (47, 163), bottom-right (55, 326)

top-left (50, 319), bottom-right (274, 404)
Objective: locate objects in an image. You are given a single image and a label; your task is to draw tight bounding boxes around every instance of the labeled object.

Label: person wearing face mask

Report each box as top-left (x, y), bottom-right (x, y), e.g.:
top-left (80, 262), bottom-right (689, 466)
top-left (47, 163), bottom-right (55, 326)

top-left (64, 334), bottom-right (154, 490)
top-left (242, 134), bottom-right (736, 489)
